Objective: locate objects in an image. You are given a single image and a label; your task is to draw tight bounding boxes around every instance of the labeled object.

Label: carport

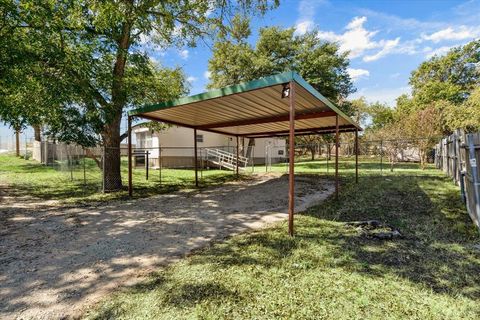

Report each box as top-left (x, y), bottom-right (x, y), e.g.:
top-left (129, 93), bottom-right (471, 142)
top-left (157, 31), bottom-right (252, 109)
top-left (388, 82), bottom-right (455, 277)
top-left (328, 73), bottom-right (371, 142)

top-left (128, 71), bottom-right (362, 236)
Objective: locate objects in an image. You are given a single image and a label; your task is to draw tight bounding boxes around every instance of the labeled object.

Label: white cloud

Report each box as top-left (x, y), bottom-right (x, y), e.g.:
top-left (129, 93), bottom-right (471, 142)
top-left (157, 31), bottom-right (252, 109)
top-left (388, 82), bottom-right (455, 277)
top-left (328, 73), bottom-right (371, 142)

top-left (186, 76), bottom-right (197, 83)
top-left (347, 68), bottom-right (370, 81)
top-left (295, 20), bottom-right (315, 35)
top-left (424, 45), bottom-right (455, 59)
top-left (203, 71), bottom-right (212, 80)
top-left (317, 16), bottom-right (378, 58)
top-left (294, 0), bottom-right (326, 35)
top-left (346, 16), bottom-right (367, 30)
top-left (179, 49), bottom-right (189, 60)
top-left (363, 37), bottom-right (400, 62)
top-left (317, 16), bottom-right (401, 62)
top-left (422, 26), bottom-right (480, 43)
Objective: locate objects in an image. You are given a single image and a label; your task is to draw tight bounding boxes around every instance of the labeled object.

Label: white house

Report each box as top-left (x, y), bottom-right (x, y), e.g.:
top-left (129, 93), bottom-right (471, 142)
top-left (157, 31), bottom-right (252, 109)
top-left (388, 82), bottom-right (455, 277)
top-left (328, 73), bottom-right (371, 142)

top-left (134, 125), bottom-right (286, 168)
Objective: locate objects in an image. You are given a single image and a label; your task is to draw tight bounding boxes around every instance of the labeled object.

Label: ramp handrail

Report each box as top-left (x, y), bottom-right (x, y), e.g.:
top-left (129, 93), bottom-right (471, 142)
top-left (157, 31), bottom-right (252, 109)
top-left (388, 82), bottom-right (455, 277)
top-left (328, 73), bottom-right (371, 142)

top-left (205, 148), bottom-right (249, 171)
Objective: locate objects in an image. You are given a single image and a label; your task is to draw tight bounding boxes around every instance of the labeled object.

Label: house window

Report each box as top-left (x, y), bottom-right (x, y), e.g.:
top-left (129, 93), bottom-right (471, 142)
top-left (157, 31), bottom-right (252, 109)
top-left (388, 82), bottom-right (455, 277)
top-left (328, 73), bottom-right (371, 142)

top-left (196, 134), bottom-right (204, 143)
top-left (278, 150), bottom-right (284, 156)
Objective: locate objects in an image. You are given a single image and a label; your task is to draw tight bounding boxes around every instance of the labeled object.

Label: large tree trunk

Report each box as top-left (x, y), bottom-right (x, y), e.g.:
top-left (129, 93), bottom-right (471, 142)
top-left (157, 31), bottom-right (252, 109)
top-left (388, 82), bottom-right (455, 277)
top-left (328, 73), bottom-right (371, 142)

top-left (309, 145), bottom-right (315, 161)
top-left (15, 129), bottom-right (20, 157)
top-left (33, 125), bottom-right (41, 142)
top-left (420, 149), bottom-right (426, 170)
top-left (245, 138), bottom-right (255, 158)
top-left (102, 15), bottom-right (132, 191)
top-left (102, 114), bottom-right (123, 191)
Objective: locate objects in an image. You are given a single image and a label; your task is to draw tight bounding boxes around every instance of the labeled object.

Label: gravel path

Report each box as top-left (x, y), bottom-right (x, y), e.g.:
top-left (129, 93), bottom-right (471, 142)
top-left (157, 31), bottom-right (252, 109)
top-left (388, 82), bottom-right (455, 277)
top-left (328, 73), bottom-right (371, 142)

top-left (0, 174), bottom-right (334, 319)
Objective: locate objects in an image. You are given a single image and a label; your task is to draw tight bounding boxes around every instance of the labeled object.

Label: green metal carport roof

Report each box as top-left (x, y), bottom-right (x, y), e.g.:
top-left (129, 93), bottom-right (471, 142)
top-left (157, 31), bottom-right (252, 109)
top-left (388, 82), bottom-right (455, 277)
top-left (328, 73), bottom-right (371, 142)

top-left (129, 71), bottom-right (362, 138)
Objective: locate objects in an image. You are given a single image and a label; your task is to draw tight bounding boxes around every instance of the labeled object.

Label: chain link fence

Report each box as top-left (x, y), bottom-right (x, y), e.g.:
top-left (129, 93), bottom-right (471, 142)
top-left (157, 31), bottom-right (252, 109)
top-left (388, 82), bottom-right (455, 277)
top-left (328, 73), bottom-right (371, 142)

top-left (263, 139), bottom-right (431, 175)
top-left (0, 133), bottom-right (34, 158)
top-left (2, 138), bottom-right (440, 200)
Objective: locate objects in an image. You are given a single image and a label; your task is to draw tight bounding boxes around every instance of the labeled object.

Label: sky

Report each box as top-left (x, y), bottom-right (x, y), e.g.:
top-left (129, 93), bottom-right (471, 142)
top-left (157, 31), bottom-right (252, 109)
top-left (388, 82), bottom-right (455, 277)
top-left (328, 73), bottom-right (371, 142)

top-left (2, 0), bottom-right (480, 139)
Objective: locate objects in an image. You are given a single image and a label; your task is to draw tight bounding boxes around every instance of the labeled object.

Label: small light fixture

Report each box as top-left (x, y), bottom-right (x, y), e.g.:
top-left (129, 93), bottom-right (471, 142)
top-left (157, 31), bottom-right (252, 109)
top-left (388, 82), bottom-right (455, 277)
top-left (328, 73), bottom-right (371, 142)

top-left (281, 84), bottom-right (290, 99)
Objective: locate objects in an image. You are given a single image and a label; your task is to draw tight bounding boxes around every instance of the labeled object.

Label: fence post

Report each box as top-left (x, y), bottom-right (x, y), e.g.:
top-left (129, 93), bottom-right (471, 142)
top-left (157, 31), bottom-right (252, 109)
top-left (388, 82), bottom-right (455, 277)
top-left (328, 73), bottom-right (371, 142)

top-left (380, 140), bottom-right (383, 174)
top-left (24, 135), bottom-right (28, 159)
top-left (326, 143), bottom-right (329, 174)
top-left (200, 148), bottom-right (204, 180)
top-left (102, 145), bottom-right (106, 193)
top-left (83, 148), bottom-right (86, 186)
top-left (265, 145), bottom-right (268, 173)
top-left (44, 139), bottom-right (48, 165)
top-left (467, 134), bottom-right (480, 229)
top-left (145, 150), bottom-right (149, 181)
top-left (69, 148), bottom-right (73, 181)
top-left (159, 147), bottom-right (162, 185)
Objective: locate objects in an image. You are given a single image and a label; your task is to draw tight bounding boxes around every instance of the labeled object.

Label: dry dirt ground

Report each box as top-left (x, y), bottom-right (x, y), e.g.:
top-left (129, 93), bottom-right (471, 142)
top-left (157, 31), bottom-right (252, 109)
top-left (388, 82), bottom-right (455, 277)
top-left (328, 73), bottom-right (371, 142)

top-left (0, 174), bottom-right (334, 319)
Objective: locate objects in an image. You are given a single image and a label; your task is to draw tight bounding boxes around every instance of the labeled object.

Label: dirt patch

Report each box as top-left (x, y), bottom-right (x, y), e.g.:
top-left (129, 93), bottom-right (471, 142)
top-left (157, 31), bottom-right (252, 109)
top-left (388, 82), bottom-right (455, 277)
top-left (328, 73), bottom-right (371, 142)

top-left (346, 220), bottom-right (403, 240)
top-left (0, 174), bottom-right (333, 319)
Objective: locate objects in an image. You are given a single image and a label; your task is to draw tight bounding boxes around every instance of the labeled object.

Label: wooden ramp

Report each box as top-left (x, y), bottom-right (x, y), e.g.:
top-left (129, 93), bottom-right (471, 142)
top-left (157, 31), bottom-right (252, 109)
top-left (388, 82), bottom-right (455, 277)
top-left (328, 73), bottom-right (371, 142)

top-left (205, 148), bottom-right (248, 171)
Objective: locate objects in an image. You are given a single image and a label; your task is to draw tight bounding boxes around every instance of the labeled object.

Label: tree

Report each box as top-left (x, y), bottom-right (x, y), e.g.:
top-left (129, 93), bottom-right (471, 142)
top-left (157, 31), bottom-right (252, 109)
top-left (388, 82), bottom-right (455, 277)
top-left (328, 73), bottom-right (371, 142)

top-left (207, 15), bottom-right (257, 88)
top-left (2, 0), bottom-right (278, 190)
top-left (410, 40), bottom-right (480, 105)
top-left (208, 24), bottom-right (355, 102)
top-left (0, 15), bottom-right (49, 142)
top-left (403, 106), bottom-right (442, 169)
top-left (395, 40), bottom-right (480, 135)
top-left (443, 87), bottom-right (480, 133)
top-left (365, 102), bottom-right (395, 131)
top-left (207, 21), bottom-right (355, 160)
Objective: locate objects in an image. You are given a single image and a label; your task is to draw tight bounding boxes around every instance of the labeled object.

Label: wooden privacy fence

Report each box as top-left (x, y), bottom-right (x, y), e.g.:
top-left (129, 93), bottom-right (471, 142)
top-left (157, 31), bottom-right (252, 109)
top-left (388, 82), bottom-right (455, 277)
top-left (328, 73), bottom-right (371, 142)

top-left (435, 130), bottom-right (480, 230)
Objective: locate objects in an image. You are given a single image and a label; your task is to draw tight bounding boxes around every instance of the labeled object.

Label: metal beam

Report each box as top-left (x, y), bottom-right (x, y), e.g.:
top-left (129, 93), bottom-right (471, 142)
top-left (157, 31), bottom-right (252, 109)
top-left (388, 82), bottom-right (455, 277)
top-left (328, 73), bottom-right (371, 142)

top-left (335, 114), bottom-right (339, 199)
top-left (236, 136), bottom-right (239, 177)
top-left (136, 114), bottom-right (238, 137)
top-left (288, 81), bottom-right (295, 237)
top-left (194, 128), bottom-right (199, 187)
top-left (244, 128), bottom-right (357, 139)
top-left (135, 113), bottom-right (358, 139)
top-left (128, 115), bottom-right (133, 197)
top-left (197, 111), bottom-right (336, 129)
top-left (355, 129), bottom-right (359, 184)
top-left (243, 125), bottom-right (357, 138)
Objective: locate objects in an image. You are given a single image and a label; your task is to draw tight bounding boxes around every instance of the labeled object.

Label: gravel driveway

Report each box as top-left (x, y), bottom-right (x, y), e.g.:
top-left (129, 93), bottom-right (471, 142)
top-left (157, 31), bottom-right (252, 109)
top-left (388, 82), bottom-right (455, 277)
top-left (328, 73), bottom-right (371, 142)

top-left (0, 174), bottom-right (334, 319)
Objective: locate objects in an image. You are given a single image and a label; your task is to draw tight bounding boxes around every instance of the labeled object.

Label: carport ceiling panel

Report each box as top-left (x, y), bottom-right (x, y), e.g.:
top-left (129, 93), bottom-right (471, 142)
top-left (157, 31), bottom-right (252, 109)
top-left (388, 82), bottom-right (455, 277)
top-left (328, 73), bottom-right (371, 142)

top-left (211, 116), bottom-right (340, 136)
top-left (142, 85), bottom-right (328, 127)
top-left (130, 71), bottom-right (362, 134)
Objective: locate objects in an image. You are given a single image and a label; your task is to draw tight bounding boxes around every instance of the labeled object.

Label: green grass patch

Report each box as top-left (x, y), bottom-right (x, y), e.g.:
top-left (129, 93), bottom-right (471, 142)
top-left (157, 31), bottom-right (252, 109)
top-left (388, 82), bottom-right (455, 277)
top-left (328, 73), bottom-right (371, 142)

top-left (0, 154), bottom-right (238, 204)
top-left (0, 153), bottom-right (428, 204)
top-left (84, 163), bottom-right (480, 319)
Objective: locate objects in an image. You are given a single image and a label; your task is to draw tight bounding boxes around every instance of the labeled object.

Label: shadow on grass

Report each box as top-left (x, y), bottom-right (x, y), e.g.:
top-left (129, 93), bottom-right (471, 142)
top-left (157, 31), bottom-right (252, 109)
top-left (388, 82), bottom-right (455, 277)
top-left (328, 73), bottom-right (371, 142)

top-left (298, 174), bottom-right (480, 299)
top-left (78, 169), bottom-right (480, 319)
top-left (2, 162), bottom-right (242, 203)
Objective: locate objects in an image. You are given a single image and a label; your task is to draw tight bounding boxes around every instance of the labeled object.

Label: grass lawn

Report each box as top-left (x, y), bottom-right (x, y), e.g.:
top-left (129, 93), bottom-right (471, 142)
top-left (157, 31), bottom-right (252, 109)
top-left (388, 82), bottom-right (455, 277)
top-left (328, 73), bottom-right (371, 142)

top-left (0, 154), bottom-right (237, 203)
top-left (0, 153), bottom-right (424, 204)
top-left (83, 162), bottom-right (480, 319)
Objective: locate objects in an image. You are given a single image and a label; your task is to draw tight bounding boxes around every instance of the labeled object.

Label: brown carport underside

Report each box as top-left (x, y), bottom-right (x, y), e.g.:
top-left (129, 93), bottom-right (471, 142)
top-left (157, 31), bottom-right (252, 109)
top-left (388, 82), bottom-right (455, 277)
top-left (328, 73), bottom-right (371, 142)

top-left (137, 82), bottom-right (358, 137)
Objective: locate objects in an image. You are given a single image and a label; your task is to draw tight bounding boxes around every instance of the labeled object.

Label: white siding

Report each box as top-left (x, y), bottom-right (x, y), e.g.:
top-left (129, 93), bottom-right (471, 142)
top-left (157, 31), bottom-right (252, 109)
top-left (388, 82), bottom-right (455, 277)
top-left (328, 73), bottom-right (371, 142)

top-left (133, 125), bottom-right (286, 161)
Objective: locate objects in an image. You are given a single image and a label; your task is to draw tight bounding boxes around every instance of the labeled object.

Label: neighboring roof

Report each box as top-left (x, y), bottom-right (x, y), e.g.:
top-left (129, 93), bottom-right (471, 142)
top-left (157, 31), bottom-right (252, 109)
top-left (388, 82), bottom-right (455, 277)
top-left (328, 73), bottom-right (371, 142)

top-left (129, 71), bottom-right (362, 138)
